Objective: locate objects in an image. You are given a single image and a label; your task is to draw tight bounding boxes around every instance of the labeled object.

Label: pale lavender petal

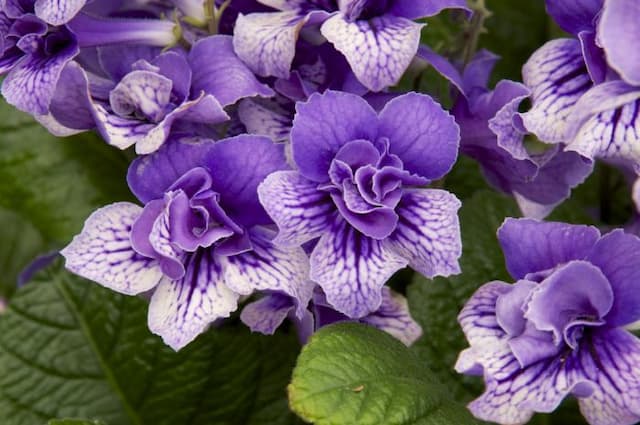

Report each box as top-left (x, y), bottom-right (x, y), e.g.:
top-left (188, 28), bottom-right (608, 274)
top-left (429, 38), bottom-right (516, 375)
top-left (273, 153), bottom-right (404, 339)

top-left (60, 203), bottom-right (164, 295)
top-left (35, 0), bottom-right (86, 25)
top-left (148, 250), bottom-right (240, 351)
top-left (321, 14), bottom-right (423, 92)
top-left (257, 0), bottom-right (307, 11)
top-left (240, 294), bottom-right (294, 335)
top-left (149, 204), bottom-right (185, 280)
top-left (361, 287), bottom-right (422, 346)
top-left (237, 97), bottom-right (292, 142)
top-left (520, 38), bottom-right (592, 143)
top-left (92, 104), bottom-right (154, 151)
top-left (598, 0), bottom-right (640, 86)
top-left (109, 70), bottom-right (172, 122)
top-left (258, 170), bottom-right (335, 246)
top-left (378, 92), bottom-right (460, 179)
top-left (384, 189), bottom-right (461, 278)
top-left (390, 0), bottom-right (470, 19)
top-left (565, 82), bottom-right (640, 168)
top-left (310, 218), bottom-right (408, 318)
top-left (498, 218), bottom-right (600, 279)
top-left (587, 230), bottom-right (640, 327)
top-left (233, 10), bottom-right (310, 79)
top-left (462, 49), bottom-right (500, 95)
top-left (189, 35), bottom-right (273, 106)
top-left (222, 228), bottom-right (312, 317)
top-left (291, 90), bottom-right (378, 182)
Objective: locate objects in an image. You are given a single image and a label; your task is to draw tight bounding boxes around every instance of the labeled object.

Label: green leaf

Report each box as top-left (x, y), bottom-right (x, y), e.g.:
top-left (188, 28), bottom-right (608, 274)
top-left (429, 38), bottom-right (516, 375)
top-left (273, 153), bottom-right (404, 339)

top-left (288, 322), bottom-right (479, 425)
top-left (0, 262), bottom-right (301, 425)
top-left (0, 99), bottom-right (132, 298)
top-left (407, 191), bottom-right (519, 401)
top-left (48, 419), bottom-right (106, 425)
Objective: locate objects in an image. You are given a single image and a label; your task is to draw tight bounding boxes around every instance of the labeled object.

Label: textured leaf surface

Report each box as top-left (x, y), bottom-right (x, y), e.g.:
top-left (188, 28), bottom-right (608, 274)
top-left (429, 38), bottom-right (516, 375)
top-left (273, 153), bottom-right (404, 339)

top-left (407, 191), bottom-right (518, 401)
top-left (288, 322), bottom-right (479, 425)
top-left (0, 263), bottom-right (301, 425)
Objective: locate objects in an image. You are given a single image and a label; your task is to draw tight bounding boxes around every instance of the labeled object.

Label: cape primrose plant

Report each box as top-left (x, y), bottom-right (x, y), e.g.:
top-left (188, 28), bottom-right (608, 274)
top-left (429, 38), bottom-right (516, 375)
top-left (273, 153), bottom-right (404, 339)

top-left (1, 0), bottom-right (640, 424)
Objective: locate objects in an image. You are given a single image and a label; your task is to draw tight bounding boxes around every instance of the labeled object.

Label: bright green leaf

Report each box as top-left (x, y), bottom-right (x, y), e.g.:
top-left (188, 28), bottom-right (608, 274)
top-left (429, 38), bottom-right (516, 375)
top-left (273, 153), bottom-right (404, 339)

top-left (288, 322), bottom-right (479, 425)
top-left (0, 263), bottom-right (301, 425)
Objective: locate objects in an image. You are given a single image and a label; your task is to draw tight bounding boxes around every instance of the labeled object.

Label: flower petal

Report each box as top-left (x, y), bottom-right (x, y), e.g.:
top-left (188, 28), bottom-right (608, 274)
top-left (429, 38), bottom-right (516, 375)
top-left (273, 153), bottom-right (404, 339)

top-left (598, 0), bottom-right (640, 86)
top-left (189, 35), bottom-right (274, 106)
top-left (544, 0), bottom-right (602, 35)
top-left (237, 97), bottom-right (293, 142)
top-left (240, 294), bottom-right (295, 335)
top-left (390, 0), bottom-right (470, 19)
top-left (291, 90), bottom-right (378, 182)
top-left (60, 202), bottom-right (163, 295)
top-left (35, 0), bottom-right (86, 24)
top-left (310, 218), bottom-right (408, 318)
top-left (258, 170), bottom-right (335, 246)
top-left (385, 189), bottom-right (462, 278)
top-left (497, 218), bottom-right (600, 279)
top-left (457, 281), bottom-right (511, 347)
top-left (360, 287), bottom-right (422, 346)
top-left (321, 14), bottom-right (423, 92)
top-left (520, 38), bottom-right (592, 143)
top-left (378, 92), bottom-right (460, 179)
top-left (148, 250), bottom-right (240, 351)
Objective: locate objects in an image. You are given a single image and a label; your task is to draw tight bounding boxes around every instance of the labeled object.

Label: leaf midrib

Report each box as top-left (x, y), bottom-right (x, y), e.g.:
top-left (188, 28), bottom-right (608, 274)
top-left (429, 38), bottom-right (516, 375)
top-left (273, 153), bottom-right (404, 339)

top-left (55, 279), bottom-right (143, 425)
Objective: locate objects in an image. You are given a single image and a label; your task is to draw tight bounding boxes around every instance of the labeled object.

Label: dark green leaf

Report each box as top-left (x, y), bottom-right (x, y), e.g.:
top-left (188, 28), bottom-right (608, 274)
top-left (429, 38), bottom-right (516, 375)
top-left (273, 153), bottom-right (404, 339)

top-left (48, 419), bottom-right (107, 425)
top-left (407, 191), bottom-right (519, 401)
top-left (288, 322), bottom-right (479, 425)
top-left (0, 262), bottom-right (301, 425)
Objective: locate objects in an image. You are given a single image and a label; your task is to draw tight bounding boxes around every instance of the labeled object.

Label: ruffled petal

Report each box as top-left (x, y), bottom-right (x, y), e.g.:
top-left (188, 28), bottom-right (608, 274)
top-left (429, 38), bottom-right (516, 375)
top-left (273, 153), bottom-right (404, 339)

top-left (384, 189), bottom-right (462, 278)
top-left (258, 171), bottom-right (335, 246)
top-left (148, 250), bottom-right (240, 350)
top-left (379, 92), bottom-right (460, 180)
top-left (497, 218), bottom-right (600, 279)
top-left (520, 38), bottom-right (592, 143)
top-left (321, 14), bottom-right (423, 92)
top-left (60, 203), bottom-right (163, 295)
top-left (310, 218), bottom-right (408, 318)
top-left (360, 287), bottom-right (422, 346)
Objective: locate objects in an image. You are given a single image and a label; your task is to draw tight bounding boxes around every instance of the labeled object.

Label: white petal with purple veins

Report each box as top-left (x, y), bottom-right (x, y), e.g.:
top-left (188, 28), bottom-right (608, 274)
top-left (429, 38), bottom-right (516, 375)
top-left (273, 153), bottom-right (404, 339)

top-left (310, 218), bottom-right (408, 319)
top-left (384, 189), bottom-right (462, 278)
top-left (35, 0), bottom-right (86, 25)
top-left (148, 250), bottom-right (240, 351)
top-left (321, 14), bottom-right (423, 92)
top-left (361, 287), bottom-right (422, 346)
top-left (258, 171), bottom-right (335, 246)
top-left (238, 97), bottom-right (292, 142)
top-left (240, 294), bottom-right (295, 335)
top-left (61, 202), bottom-right (163, 295)
top-left (520, 38), bottom-right (592, 143)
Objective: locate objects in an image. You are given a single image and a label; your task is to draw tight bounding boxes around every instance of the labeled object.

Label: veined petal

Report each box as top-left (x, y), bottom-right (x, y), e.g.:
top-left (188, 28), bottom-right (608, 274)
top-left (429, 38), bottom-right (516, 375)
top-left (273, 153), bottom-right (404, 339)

top-left (310, 218), bottom-right (408, 318)
top-left (457, 281), bottom-right (511, 347)
top-left (520, 38), bottom-right (592, 143)
top-left (148, 250), bottom-right (240, 351)
top-left (240, 294), bottom-right (295, 335)
top-left (233, 10), bottom-right (310, 79)
top-left (60, 202), bottom-right (163, 295)
top-left (258, 170), bottom-right (335, 246)
top-left (237, 97), bottom-right (293, 142)
top-left (321, 14), bottom-right (423, 92)
top-left (149, 204), bottom-right (185, 280)
top-left (385, 189), bottom-right (462, 278)
top-left (361, 287), bottom-right (422, 346)
top-left (35, 0), bottom-right (86, 25)
top-left (222, 228), bottom-right (312, 317)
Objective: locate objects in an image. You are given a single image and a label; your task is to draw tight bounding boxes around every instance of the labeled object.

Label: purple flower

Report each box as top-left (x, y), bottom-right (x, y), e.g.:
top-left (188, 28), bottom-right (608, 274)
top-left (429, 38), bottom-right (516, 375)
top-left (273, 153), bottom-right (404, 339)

top-left (241, 286), bottom-right (422, 346)
top-left (450, 50), bottom-right (593, 218)
top-left (41, 35), bottom-right (273, 153)
top-left (232, 0), bottom-right (468, 91)
top-left (61, 135), bottom-right (311, 350)
top-left (456, 218), bottom-right (640, 425)
top-left (522, 0), bottom-right (640, 170)
top-left (258, 90), bottom-right (461, 318)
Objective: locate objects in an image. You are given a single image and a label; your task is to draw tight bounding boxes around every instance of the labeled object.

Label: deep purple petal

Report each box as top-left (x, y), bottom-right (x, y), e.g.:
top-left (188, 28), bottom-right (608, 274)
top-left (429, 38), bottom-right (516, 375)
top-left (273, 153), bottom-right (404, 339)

top-left (291, 90), bottom-right (378, 182)
top-left (378, 92), bottom-right (460, 179)
top-left (310, 218), bottom-right (408, 318)
top-left (148, 250), bottom-right (240, 351)
top-left (331, 191), bottom-right (399, 239)
top-left (189, 35), bottom-right (274, 106)
top-left (390, 0), bottom-right (470, 19)
top-left (544, 0), bottom-right (602, 35)
top-left (384, 188), bottom-right (461, 277)
top-left (498, 218), bottom-right (601, 279)
top-left (520, 38), bottom-right (592, 143)
top-left (60, 203), bottom-right (164, 295)
top-left (587, 229), bottom-right (640, 327)
top-left (578, 30), bottom-right (606, 84)
top-left (597, 0), bottom-right (640, 86)
top-left (258, 170), bottom-right (335, 246)
top-left (205, 134), bottom-right (287, 227)
top-left (415, 45), bottom-right (464, 94)
top-left (321, 14), bottom-right (422, 92)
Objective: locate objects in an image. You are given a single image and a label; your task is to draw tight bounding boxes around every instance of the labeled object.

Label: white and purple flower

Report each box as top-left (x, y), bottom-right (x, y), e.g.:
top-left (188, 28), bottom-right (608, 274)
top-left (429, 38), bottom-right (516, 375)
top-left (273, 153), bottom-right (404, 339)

top-left (232, 0), bottom-right (469, 92)
top-left (258, 90), bottom-right (462, 318)
top-left (61, 135), bottom-right (311, 350)
top-left (457, 218), bottom-right (640, 425)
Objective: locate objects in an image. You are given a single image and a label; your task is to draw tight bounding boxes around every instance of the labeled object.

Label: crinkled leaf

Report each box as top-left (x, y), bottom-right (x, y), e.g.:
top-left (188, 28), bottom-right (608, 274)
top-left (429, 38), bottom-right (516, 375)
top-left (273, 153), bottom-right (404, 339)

top-left (0, 262), bottom-right (301, 425)
top-left (407, 191), bottom-right (518, 401)
top-left (288, 322), bottom-right (479, 425)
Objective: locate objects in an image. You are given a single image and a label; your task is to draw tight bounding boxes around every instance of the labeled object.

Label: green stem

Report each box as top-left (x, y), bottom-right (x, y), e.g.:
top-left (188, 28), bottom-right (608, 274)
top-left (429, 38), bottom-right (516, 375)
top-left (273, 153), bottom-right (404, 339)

top-left (462, 0), bottom-right (491, 64)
